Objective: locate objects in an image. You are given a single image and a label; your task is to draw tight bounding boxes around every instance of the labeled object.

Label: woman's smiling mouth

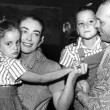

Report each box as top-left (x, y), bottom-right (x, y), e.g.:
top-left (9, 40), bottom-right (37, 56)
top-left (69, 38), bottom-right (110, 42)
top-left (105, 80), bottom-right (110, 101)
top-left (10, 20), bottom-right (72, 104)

top-left (22, 42), bottom-right (32, 47)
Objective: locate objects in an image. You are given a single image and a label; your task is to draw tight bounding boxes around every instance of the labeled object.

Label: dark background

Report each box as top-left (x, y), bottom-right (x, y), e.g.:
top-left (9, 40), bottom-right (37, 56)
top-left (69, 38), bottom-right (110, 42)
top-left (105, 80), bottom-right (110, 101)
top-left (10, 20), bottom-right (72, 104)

top-left (0, 0), bottom-right (101, 62)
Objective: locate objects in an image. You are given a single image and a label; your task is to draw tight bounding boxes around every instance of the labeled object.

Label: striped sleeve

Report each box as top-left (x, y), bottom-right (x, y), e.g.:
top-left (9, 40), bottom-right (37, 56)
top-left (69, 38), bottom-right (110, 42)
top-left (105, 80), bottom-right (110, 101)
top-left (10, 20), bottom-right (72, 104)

top-left (8, 59), bottom-right (27, 81)
top-left (59, 44), bottom-right (80, 67)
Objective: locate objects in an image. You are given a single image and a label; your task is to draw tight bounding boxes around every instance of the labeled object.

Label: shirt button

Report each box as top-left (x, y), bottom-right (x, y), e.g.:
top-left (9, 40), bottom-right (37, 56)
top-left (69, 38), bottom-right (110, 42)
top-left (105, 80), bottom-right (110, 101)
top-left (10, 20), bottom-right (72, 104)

top-left (81, 58), bottom-right (84, 62)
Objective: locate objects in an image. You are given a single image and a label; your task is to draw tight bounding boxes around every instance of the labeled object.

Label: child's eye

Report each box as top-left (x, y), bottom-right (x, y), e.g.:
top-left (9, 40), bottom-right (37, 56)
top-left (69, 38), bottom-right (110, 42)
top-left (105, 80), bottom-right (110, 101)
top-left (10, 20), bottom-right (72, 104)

top-left (16, 41), bottom-right (20, 45)
top-left (89, 20), bottom-right (94, 23)
top-left (78, 22), bottom-right (84, 26)
top-left (88, 20), bottom-right (95, 25)
top-left (79, 23), bottom-right (83, 25)
top-left (6, 42), bottom-right (11, 46)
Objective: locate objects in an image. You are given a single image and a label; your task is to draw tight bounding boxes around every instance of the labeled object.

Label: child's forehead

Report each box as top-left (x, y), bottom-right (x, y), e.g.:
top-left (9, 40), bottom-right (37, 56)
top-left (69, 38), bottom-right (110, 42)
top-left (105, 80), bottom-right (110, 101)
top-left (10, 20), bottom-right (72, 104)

top-left (79, 10), bottom-right (94, 16)
top-left (6, 28), bottom-right (20, 34)
top-left (4, 29), bottom-right (20, 40)
top-left (77, 10), bottom-right (96, 20)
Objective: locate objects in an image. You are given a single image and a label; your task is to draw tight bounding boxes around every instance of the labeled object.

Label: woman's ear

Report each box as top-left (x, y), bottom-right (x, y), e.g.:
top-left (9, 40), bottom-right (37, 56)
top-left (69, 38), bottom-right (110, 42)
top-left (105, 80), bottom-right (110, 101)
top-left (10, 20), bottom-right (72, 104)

top-left (38, 36), bottom-right (44, 47)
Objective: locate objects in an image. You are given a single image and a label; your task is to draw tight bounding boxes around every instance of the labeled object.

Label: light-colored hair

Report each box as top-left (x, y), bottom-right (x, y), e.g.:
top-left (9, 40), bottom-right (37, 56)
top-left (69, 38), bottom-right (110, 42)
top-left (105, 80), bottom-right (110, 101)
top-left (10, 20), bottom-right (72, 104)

top-left (0, 19), bottom-right (20, 39)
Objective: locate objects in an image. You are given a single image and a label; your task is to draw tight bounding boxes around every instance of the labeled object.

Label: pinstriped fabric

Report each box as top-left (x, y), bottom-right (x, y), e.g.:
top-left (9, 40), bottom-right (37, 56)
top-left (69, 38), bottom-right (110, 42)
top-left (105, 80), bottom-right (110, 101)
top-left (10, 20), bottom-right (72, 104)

top-left (0, 52), bottom-right (27, 85)
top-left (59, 36), bottom-right (108, 67)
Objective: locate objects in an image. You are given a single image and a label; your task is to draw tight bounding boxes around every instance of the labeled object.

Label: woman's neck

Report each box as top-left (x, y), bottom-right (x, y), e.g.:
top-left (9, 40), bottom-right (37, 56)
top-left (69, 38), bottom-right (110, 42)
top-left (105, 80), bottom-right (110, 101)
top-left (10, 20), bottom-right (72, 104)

top-left (21, 51), bottom-right (35, 63)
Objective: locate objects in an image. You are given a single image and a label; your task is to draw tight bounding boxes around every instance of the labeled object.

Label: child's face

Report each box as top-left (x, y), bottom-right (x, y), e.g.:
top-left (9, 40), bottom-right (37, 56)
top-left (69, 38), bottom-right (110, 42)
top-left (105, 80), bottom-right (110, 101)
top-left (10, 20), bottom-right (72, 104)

top-left (0, 29), bottom-right (21, 58)
top-left (76, 10), bottom-right (98, 40)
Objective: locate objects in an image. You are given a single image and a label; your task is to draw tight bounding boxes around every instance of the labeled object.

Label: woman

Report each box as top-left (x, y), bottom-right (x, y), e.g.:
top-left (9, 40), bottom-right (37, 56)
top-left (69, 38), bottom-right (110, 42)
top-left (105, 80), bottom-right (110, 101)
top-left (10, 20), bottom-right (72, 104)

top-left (17, 14), bottom-right (87, 110)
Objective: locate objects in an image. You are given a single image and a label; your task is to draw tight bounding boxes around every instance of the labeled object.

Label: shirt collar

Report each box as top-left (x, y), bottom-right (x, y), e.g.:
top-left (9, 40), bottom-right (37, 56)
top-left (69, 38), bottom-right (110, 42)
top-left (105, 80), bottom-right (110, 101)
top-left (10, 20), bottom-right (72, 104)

top-left (78, 35), bottom-right (101, 51)
top-left (0, 52), bottom-right (7, 62)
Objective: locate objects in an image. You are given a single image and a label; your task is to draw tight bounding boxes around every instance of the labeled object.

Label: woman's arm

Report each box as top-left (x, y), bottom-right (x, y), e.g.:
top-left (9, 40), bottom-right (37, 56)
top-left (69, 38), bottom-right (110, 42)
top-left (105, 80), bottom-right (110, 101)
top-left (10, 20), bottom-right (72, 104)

top-left (53, 63), bottom-right (88, 110)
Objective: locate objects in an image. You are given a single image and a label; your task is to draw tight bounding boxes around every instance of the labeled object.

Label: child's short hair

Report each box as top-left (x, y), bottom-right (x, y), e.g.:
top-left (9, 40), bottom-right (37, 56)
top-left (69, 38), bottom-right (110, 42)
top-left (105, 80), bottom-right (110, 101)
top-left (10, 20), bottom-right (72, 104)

top-left (77, 5), bottom-right (94, 13)
top-left (0, 18), bottom-right (20, 39)
top-left (74, 5), bottom-right (96, 26)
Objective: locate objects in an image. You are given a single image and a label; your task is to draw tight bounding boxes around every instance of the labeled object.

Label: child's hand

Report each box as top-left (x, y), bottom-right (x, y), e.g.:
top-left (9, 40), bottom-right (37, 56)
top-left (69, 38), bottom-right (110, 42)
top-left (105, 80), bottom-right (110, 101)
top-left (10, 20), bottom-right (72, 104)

top-left (77, 63), bottom-right (88, 75)
top-left (70, 63), bottom-right (88, 78)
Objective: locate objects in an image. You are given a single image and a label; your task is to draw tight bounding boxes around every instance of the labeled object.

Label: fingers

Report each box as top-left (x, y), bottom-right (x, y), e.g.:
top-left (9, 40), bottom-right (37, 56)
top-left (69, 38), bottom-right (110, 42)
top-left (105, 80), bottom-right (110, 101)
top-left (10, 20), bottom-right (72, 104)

top-left (75, 63), bottom-right (88, 75)
top-left (69, 66), bottom-right (80, 77)
top-left (68, 63), bottom-right (88, 78)
top-left (80, 63), bottom-right (88, 74)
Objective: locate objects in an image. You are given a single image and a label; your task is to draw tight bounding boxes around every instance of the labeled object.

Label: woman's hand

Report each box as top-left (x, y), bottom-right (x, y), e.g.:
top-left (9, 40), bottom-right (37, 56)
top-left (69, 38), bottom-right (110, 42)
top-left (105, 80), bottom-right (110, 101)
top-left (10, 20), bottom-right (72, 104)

top-left (69, 63), bottom-right (88, 78)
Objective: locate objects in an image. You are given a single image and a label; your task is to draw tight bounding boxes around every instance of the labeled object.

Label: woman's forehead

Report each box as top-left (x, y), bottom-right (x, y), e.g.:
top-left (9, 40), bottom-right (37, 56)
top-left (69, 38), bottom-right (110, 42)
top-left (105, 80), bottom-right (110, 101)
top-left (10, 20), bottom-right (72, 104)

top-left (20, 18), bottom-right (42, 31)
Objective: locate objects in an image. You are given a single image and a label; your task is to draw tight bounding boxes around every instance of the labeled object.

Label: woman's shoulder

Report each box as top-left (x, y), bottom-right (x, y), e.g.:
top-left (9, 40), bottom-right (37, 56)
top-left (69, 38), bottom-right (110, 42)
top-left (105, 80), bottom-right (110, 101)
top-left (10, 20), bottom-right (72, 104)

top-left (44, 58), bottom-right (61, 71)
top-left (36, 48), bottom-right (61, 70)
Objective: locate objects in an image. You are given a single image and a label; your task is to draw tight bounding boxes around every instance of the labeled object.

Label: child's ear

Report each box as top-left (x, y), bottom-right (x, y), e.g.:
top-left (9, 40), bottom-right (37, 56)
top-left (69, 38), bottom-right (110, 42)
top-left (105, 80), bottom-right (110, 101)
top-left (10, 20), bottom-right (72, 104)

top-left (38, 36), bottom-right (44, 47)
top-left (77, 30), bottom-right (79, 35)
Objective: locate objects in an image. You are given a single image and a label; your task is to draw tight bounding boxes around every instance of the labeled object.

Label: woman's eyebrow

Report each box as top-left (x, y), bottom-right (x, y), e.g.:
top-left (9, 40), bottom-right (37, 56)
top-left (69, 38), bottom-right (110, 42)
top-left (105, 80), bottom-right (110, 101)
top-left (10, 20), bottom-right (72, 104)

top-left (20, 27), bottom-right (29, 30)
top-left (33, 30), bottom-right (40, 33)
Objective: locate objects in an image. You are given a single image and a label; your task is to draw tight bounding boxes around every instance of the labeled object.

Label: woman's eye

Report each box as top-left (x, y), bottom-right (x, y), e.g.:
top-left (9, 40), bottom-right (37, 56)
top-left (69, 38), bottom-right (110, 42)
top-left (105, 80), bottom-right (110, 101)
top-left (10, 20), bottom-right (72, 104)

top-left (33, 33), bottom-right (40, 37)
top-left (21, 30), bottom-right (27, 33)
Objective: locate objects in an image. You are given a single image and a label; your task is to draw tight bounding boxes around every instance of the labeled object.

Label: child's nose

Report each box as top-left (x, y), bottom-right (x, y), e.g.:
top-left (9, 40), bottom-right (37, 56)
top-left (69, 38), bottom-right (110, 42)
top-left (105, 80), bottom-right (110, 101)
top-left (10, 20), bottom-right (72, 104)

top-left (14, 44), bottom-right (18, 50)
top-left (83, 23), bottom-right (89, 28)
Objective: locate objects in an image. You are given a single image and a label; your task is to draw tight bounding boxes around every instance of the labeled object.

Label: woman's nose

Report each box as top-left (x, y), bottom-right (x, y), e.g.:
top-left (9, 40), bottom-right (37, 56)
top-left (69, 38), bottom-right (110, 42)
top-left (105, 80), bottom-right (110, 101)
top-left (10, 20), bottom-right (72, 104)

top-left (27, 33), bottom-right (32, 41)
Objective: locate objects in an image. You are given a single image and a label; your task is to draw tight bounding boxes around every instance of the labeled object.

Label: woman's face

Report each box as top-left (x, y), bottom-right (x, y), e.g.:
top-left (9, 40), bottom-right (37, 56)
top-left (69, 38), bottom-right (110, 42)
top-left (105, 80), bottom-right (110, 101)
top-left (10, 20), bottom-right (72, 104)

top-left (20, 18), bottom-right (43, 54)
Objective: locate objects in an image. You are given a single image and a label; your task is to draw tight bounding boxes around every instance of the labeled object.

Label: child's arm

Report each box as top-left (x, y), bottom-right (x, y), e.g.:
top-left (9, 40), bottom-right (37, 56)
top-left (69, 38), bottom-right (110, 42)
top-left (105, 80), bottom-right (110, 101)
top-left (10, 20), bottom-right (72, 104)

top-left (20, 67), bottom-right (74, 83)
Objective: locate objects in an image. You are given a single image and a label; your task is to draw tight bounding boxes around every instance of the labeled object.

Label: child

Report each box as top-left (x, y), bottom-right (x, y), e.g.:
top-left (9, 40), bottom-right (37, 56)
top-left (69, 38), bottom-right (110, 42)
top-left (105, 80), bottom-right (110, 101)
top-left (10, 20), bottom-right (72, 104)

top-left (60, 5), bottom-right (109, 110)
top-left (0, 19), bottom-right (87, 110)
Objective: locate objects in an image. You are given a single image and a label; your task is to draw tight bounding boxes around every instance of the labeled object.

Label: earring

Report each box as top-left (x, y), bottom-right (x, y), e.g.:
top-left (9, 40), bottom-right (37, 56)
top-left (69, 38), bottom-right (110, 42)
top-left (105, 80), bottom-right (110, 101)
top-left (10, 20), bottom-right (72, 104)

top-left (38, 36), bottom-right (44, 47)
